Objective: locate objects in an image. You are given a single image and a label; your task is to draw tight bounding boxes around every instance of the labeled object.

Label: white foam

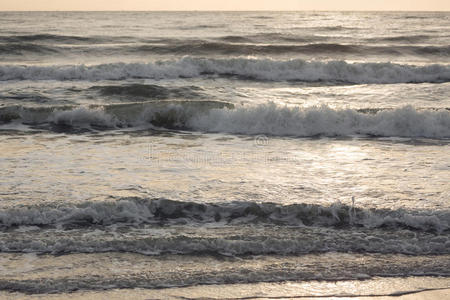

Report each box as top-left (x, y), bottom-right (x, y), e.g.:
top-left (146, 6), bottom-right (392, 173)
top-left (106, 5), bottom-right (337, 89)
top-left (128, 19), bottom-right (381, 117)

top-left (1, 57), bottom-right (449, 83)
top-left (189, 104), bottom-right (450, 138)
top-left (49, 107), bottom-right (120, 128)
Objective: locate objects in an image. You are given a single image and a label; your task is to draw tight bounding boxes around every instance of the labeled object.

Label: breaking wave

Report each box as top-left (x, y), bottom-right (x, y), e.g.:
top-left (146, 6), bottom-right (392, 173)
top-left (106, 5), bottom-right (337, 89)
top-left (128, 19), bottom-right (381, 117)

top-left (1, 57), bottom-right (449, 83)
top-left (1, 102), bottom-right (449, 138)
top-left (188, 103), bottom-right (450, 138)
top-left (0, 100), bottom-right (233, 129)
top-left (0, 198), bottom-right (448, 233)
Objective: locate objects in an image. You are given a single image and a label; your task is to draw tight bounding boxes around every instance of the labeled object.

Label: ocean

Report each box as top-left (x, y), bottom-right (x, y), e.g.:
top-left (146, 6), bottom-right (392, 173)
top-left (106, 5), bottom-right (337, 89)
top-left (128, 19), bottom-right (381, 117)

top-left (0, 11), bottom-right (449, 298)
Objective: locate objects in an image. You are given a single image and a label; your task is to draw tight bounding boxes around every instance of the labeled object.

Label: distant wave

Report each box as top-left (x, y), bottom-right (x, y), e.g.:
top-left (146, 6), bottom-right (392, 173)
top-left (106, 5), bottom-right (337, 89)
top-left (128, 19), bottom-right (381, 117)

top-left (1, 57), bottom-right (449, 83)
top-left (217, 33), bottom-right (333, 44)
top-left (0, 33), bottom-right (127, 44)
top-left (132, 43), bottom-right (450, 56)
top-left (292, 25), bottom-right (357, 31)
top-left (132, 42), bottom-right (368, 55)
top-left (1, 37), bottom-right (449, 57)
top-left (221, 32), bottom-right (443, 46)
top-left (368, 34), bottom-right (434, 43)
top-left (1, 198), bottom-right (447, 233)
top-left (1, 102), bottom-right (449, 138)
top-left (0, 32), bottom-right (440, 46)
top-left (0, 34), bottom-right (93, 43)
top-left (172, 24), bottom-right (225, 30)
top-left (0, 43), bottom-right (58, 55)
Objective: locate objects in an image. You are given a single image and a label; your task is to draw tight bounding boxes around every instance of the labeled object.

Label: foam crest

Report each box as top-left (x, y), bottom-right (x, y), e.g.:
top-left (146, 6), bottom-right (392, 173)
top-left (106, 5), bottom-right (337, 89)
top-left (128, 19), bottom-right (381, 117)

top-left (49, 107), bottom-right (119, 128)
top-left (1, 57), bottom-right (449, 83)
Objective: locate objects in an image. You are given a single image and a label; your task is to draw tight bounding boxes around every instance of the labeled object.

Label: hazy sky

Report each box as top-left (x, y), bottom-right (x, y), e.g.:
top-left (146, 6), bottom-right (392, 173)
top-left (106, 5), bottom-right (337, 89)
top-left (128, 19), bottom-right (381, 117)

top-left (0, 0), bottom-right (449, 11)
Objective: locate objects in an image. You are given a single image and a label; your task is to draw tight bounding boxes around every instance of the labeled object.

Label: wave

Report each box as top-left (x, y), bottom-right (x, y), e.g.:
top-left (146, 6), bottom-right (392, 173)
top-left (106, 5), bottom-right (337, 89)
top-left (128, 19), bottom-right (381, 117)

top-left (217, 33), bottom-right (336, 44)
top-left (0, 91), bottom-right (52, 103)
top-left (1, 198), bottom-right (449, 256)
top-left (368, 34), bottom-right (433, 43)
top-left (132, 43), bottom-right (450, 57)
top-left (293, 25), bottom-right (357, 31)
top-left (132, 42), bottom-right (362, 55)
top-left (0, 198), bottom-right (448, 233)
top-left (0, 34), bottom-right (94, 43)
top-left (9, 40), bottom-right (445, 57)
top-left (1, 57), bottom-right (449, 83)
top-left (0, 34), bottom-right (128, 44)
top-left (0, 32), bottom-right (443, 50)
top-left (0, 43), bottom-right (59, 55)
top-left (1, 230), bottom-right (449, 256)
top-left (89, 84), bottom-right (205, 100)
top-left (1, 102), bottom-right (449, 138)
top-left (174, 24), bottom-right (225, 30)
top-left (188, 103), bottom-right (450, 138)
top-left (0, 100), bottom-right (233, 129)
top-left (217, 35), bottom-right (262, 43)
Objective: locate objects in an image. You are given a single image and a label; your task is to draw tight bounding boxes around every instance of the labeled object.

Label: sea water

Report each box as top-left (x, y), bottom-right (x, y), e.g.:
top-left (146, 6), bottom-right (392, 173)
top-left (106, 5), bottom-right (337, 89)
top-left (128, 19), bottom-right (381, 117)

top-left (0, 11), bottom-right (449, 297)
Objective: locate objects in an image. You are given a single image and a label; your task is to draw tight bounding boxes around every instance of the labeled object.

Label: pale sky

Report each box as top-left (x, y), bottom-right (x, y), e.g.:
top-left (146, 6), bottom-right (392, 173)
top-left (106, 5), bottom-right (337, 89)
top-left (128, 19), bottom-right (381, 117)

top-left (0, 0), bottom-right (449, 11)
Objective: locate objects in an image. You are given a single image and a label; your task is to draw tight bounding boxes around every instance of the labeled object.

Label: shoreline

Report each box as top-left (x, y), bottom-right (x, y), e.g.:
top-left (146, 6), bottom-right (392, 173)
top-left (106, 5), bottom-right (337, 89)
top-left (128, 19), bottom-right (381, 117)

top-left (1, 276), bottom-right (449, 300)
